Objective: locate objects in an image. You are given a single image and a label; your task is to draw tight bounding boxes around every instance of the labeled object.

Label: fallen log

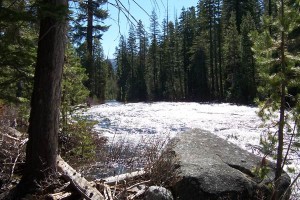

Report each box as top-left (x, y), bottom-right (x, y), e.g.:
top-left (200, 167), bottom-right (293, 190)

top-left (96, 170), bottom-right (146, 185)
top-left (56, 155), bottom-right (104, 200)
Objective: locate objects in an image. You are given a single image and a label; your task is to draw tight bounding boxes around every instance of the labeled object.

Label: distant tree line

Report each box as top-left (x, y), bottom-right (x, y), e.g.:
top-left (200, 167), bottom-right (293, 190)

top-left (115, 0), bottom-right (290, 104)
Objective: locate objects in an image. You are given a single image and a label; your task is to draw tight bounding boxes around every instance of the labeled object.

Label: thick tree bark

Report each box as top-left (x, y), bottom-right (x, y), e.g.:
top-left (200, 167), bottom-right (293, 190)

top-left (17, 0), bottom-right (68, 194)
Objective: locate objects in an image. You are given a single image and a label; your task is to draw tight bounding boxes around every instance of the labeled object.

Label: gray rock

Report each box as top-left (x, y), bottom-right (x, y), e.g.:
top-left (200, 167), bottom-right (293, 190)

top-left (172, 129), bottom-right (290, 200)
top-left (145, 186), bottom-right (174, 200)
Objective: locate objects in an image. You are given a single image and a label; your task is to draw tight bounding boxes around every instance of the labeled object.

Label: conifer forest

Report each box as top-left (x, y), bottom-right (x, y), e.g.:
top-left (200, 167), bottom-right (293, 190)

top-left (114, 0), bottom-right (300, 105)
top-left (0, 0), bottom-right (299, 105)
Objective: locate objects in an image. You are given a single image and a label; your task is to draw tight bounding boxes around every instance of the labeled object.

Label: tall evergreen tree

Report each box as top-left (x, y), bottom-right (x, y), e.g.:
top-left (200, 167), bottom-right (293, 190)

top-left (173, 17), bottom-right (185, 100)
top-left (127, 25), bottom-right (138, 101)
top-left (148, 10), bottom-right (161, 100)
top-left (93, 39), bottom-right (107, 102)
top-left (136, 20), bottom-right (148, 101)
top-left (252, 0), bottom-right (300, 198)
top-left (0, 0), bottom-right (37, 102)
top-left (164, 21), bottom-right (178, 100)
top-left (223, 12), bottom-right (242, 102)
top-left (72, 0), bottom-right (109, 99)
top-left (116, 36), bottom-right (130, 101)
top-left (15, 0), bottom-right (68, 196)
top-left (240, 13), bottom-right (256, 104)
top-left (189, 39), bottom-right (209, 101)
top-left (222, 0), bottom-right (261, 32)
top-left (197, 0), bottom-right (222, 99)
top-left (105, 59), bottom-right (118, 100)
top-left (178, 7), bottom-right (196, 99)
top-left (61, 44), bottom-right (89, 130)
top-left (159, 18), bottom-right (170, 100)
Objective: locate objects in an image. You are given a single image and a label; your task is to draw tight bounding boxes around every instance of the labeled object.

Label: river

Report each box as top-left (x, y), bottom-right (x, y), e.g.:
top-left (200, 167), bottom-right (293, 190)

top-left (82, 101), bottom-right (262, 151)
top-left (79, 101), bottom-right (299, 198)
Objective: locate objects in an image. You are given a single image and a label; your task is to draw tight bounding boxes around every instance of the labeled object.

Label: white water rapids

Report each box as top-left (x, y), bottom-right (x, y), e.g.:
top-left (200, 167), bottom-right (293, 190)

top-left (83, 101), bottom-right (262, 150)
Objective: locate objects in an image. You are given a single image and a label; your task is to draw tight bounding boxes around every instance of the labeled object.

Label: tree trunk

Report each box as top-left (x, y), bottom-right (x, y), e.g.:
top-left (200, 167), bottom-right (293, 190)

top-left (87, 0), bottom-right (94, 95)
top-left (209, 1), bottom-right (215, 97)
top-left (273, 0), bottom-right (286, 199)
top-left (17, 0), bottom-right (67, 195)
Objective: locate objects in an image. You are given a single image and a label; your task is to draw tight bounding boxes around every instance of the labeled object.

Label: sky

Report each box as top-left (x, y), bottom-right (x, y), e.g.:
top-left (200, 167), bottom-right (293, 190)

top-left (102, 0), bottom-right (199, 58)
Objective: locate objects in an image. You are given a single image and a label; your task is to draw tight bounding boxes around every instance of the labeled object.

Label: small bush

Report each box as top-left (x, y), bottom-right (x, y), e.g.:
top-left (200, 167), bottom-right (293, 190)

top-left (59, 119), bottom-right (107, 165)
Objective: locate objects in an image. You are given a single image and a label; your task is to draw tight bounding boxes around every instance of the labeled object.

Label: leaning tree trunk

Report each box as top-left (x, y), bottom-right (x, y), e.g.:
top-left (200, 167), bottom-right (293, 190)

top-left (17, 0), bottom-right (68, 195)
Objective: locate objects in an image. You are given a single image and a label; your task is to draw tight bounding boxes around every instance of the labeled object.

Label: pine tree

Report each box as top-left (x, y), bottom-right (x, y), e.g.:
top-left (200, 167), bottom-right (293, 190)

top-left (222, 0), bottom-right (261, 32)
top-left (189, 38), bottom-right (209, 101)
top-left (127, 25), bottom-right (138, 101)
top-left (93, 39), bottom-right (107, 102)
top-left (223, 12), bottom-right (242, 102)
top-left (116, 36), bottom-right (130, 101)
top-left (240, 13), bottom-right (256, 104)
top-left (173, 17), bottom-right (185, 100)
top-left (72, 0), bottom-right (109, 100)
top-left (148, 10), bottom-right (161, 100)
top-left (164, 21), bottom-right (178, 100)
top-left (197, 0), bottom-right (221, 99)
top-left (16, 0), bottom-right (68, 196)
top-left (178, 7), bottom-right (196, 99)
top-left (105, 59), bottom-right (118, 100)
top-left (61, 44), bottom-right (89, 131)
top-left (0, 0), bottom-right (37, 102)
top-left (159, 18), bottom-right (169, 100)
top-left (136, 20), bottom-right (148, 101)
top-left (252, 0), bottom-right (300, 198)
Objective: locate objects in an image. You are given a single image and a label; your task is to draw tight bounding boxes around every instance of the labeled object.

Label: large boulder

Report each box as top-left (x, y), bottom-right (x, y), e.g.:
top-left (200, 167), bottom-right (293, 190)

top-left (172, 129), bottom-right (290, 200)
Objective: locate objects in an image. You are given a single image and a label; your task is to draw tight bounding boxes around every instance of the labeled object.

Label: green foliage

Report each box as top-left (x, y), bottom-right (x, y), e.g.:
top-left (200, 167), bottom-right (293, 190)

top-left (93, 39), bottom-right (110, 102)
top-left (61, 43), bottom-right (89, 133)
top-left (116, 35), bottom-right (132, 102)
top-left (222, 0), bottom-right (261, 32)
top-left (62, 44), bottom-right (89, 107)
top-left (71, 0), bottom-right (110, 101)
top-left (38, 2), bottom-right (68, 21)
top-left (252, 165), bottom-right (271, 180)
top-left (71, 0), bottom-right (109, 44)
top-left (251, 0), bottom-right (300, 192)
top-left (114, 1), bottom-right (261, 104)
top-left (60, 118), bottom-right (98, 160)
top-left (0, 0), bottom-right (37, 103)
top-left (240, 13), bottom-right (257, 104)
top-left (223, 12), bottom-right (242, 101)
top-left (105, 60), bottom-right (118, 100)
